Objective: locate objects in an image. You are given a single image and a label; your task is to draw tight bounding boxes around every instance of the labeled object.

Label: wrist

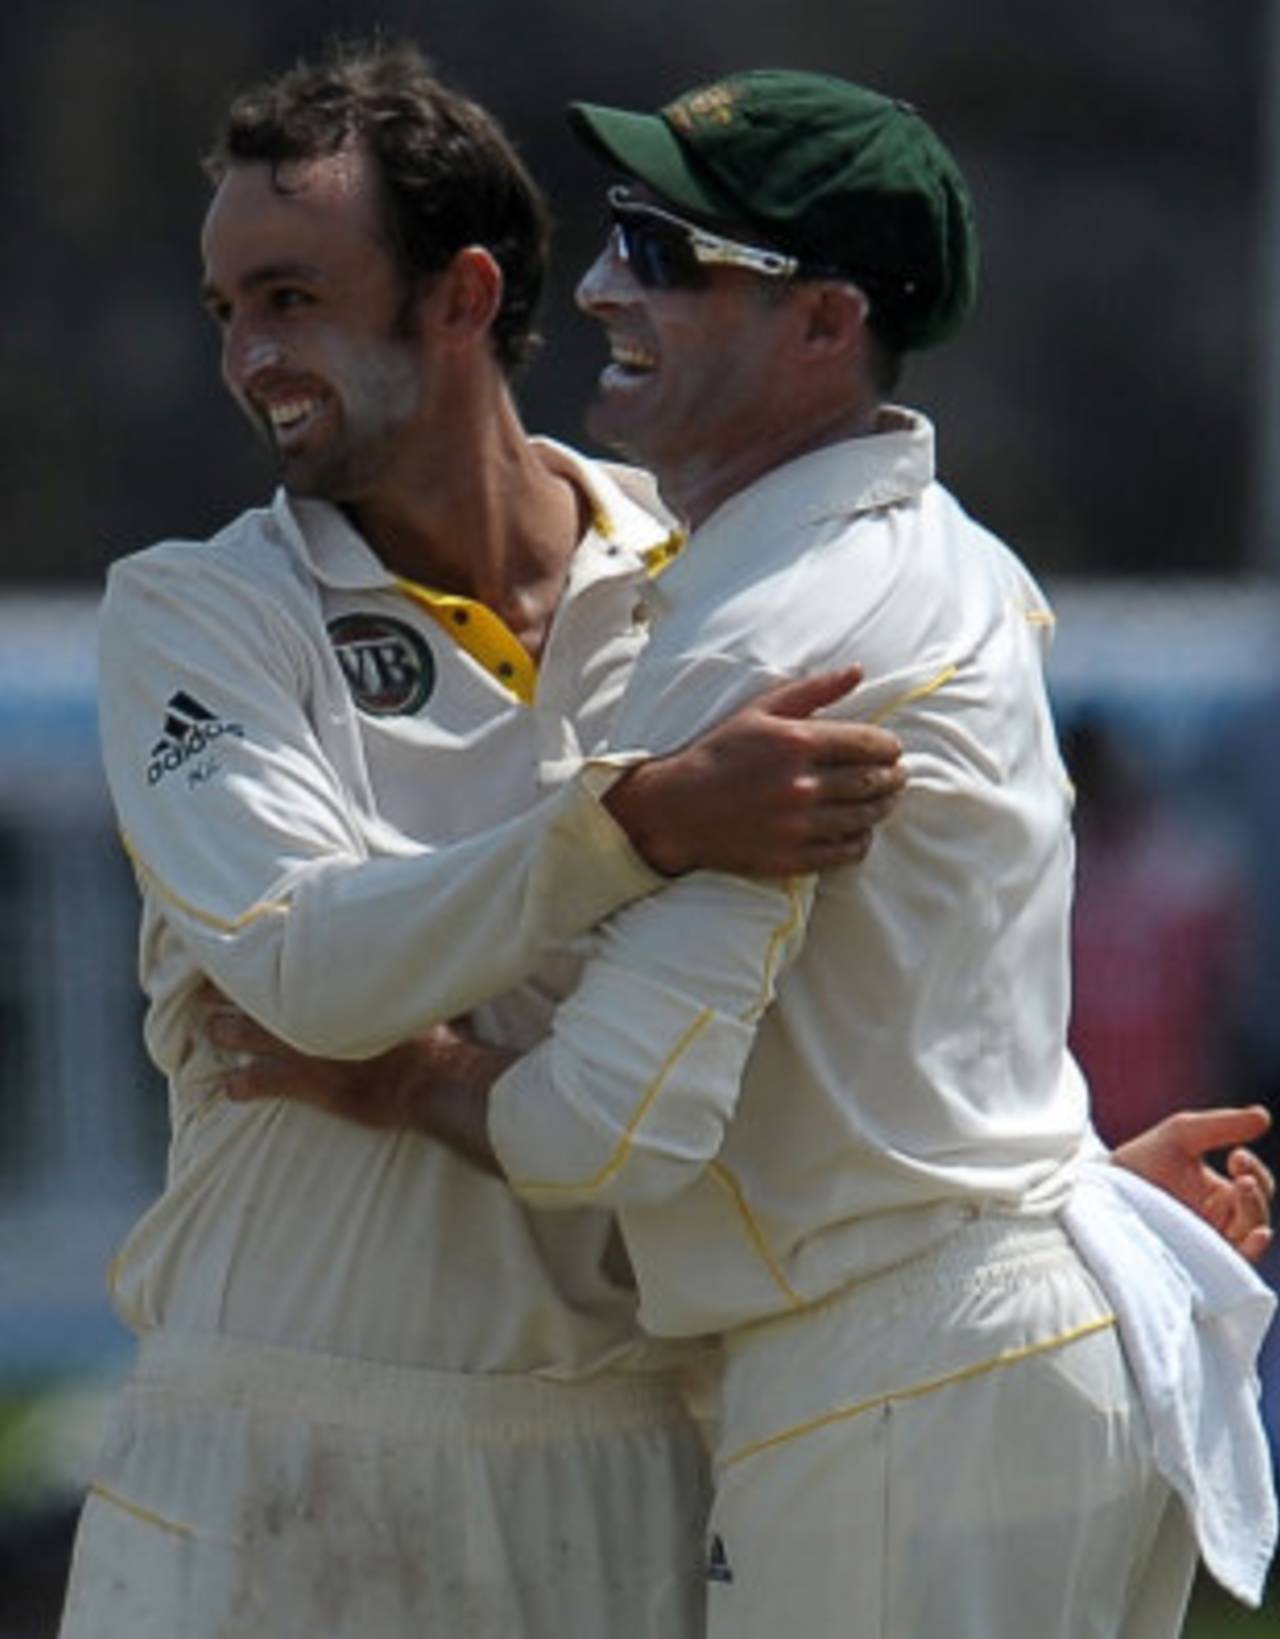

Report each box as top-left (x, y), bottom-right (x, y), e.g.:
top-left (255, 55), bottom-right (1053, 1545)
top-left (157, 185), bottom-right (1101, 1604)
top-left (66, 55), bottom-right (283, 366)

top-left (602, 759), bottom-right (690, 877)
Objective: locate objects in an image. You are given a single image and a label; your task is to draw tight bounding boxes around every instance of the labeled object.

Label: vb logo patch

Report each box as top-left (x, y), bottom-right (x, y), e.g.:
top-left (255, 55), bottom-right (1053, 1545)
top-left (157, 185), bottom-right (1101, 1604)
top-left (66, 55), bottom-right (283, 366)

top-left (328, 614), bottom-right (436, 716)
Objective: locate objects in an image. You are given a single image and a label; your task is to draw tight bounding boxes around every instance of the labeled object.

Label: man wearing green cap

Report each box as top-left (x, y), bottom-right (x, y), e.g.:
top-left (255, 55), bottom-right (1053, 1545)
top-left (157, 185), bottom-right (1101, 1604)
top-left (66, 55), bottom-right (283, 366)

top-left (308, 69), bottom-right (1272, 1637)
top-left (188, 54), bottom-right (1275, 1639)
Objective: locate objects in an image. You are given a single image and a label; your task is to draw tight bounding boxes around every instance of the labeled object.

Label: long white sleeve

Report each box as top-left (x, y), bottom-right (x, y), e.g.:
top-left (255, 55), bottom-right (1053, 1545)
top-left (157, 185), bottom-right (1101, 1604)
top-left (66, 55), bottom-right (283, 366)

top-left (489, 870), bottom-right (813, 1205)
top-left (99, 547), bottom-right (658, 1059)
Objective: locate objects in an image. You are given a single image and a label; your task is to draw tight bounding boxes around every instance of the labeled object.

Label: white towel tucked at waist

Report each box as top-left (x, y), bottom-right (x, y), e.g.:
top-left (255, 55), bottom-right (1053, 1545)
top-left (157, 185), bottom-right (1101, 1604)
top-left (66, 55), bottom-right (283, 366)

top-left (1062, 1161), bottom-right (1277, 1606)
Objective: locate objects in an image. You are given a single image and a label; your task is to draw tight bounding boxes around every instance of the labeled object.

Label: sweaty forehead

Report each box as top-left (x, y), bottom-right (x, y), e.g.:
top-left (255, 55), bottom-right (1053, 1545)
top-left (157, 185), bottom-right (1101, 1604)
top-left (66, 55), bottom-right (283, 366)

top-left (201, 148), bottom-right (382, 266)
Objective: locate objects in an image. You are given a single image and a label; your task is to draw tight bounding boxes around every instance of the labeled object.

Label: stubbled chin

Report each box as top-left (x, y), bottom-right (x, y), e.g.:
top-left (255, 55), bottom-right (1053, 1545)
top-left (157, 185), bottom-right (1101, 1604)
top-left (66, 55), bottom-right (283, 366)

top-left (584, 386), bottom-right (642, 458)
top-left (272, 411), bottom-right (328, 456)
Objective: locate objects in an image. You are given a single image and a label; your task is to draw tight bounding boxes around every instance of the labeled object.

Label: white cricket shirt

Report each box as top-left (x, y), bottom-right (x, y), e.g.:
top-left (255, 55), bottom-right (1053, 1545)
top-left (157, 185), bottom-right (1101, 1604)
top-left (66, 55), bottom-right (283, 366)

top-left (98, 442), bottom-right (686, 1376)
top-left (489, 411), bottom-right (1097, 1337)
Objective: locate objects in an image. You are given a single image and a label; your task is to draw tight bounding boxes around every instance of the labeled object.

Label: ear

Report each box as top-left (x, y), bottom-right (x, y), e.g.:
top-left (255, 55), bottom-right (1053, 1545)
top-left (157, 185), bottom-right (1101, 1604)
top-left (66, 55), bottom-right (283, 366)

top-left (798, 281), bottom-right (870, 359)
top-left (426, 245), bottom-right (505, 353)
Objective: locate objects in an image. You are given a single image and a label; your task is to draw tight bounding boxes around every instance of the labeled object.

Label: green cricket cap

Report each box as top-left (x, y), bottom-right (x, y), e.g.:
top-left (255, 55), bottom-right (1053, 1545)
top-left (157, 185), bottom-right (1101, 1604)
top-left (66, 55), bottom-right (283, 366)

top-left (567, 69), bottom-right (978, 351)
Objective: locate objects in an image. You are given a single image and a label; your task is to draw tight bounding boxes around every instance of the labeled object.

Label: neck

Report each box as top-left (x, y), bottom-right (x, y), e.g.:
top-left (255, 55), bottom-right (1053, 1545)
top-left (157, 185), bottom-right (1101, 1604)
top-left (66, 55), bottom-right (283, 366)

top-left (344, 384), bottom-right (588, 652)
top-left (667, 399), bottom-right (883, 531)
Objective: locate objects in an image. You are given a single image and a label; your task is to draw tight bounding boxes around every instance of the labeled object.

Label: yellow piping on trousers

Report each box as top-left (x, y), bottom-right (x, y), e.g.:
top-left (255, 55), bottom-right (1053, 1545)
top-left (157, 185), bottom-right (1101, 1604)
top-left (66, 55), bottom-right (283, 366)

top-left (720, 1312), bottom-right (1118, 1469)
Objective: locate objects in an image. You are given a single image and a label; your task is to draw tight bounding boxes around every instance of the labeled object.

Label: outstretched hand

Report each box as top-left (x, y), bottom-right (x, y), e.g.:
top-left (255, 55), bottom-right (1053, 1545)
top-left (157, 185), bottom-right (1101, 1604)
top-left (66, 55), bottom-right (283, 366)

top-left (1111, 1105), bottom-right (1275, 1264)
top-left (605, 666), bottom-right (907, 878)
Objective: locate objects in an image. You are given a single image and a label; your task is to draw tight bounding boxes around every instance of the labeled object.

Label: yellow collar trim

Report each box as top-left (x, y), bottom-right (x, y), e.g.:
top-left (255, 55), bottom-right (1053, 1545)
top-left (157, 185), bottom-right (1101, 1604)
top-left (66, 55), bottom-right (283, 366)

top-left (395, 516), bottom-right (682, 706)
top-left (643, 529), bottom-right (687, 578)
top-left (588, 484), bottom-right (684, 577)
top-left (396, 579), bottom-right (537, 706)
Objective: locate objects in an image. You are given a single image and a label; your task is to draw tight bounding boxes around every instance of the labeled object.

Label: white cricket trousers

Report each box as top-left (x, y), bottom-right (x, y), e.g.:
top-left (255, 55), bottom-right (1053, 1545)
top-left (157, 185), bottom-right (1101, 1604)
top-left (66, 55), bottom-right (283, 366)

top-left (57, 1330), bottom-right (710, 1639)
top-left (704, 1214), bottom-right (1199, 1639)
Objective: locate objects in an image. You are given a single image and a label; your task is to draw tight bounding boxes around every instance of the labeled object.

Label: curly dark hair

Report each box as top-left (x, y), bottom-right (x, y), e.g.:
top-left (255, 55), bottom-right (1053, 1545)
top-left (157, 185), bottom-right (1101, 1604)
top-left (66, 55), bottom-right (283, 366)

top-left (204, 41), bottom-right (551, 375)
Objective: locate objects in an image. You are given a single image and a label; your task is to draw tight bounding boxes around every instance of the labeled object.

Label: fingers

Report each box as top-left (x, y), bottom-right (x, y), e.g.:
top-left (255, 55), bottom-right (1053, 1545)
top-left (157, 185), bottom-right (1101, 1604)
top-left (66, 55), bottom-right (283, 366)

top-left (223, 1059), bottom-right (285, 1102)
top-left (775, 809), bottom-right (899, 873)
top-left (1170, 1104), bottom-right (1273, 1156)
top-left (794, 836), bottom-right (875, 872)
top-left (1228, 1145), bottom-right (1276, 1202)
top-left (203, 1003), bottom-right (300, 1102)
top-left (1236, 1228), bottom-right (1274, 1264)
top-left (807, 719), bottom-right (903, 769)
top-left (752, 667), bottom-right (865, 720)
top-left (797, 761), bottom-right (907, 806)
top-left (1226, 1180), bottom-right (1274, 1263)
top-left (824, 793), bottom-right (900, 840)
top-left (739, 784), bottom-right (903, 875)
top-left (1213, 1147), bottom-right (1275, 1265)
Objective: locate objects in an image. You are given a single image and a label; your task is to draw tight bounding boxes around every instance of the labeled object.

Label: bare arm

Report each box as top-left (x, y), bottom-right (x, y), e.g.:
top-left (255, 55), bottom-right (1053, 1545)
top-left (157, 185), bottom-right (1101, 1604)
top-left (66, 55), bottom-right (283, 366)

top-left (209, 1002), bottom-right (510, 1175)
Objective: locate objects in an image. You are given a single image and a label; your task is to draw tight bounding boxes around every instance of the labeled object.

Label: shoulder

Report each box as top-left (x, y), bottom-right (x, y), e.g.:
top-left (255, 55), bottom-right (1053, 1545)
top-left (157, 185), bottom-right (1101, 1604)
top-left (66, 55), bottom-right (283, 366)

top-left (99, 502), bottom-right (323, 692)
top-left (104, 502), bottom-right (313, 623)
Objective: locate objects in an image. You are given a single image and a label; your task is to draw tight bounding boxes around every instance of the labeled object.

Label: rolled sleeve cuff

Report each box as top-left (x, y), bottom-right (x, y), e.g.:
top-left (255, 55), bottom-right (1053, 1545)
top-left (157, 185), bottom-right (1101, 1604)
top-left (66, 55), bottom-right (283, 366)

top-left (567, 759), bottom-right (666, 901)
top-left (489, 958), bottom-right (755, 1209)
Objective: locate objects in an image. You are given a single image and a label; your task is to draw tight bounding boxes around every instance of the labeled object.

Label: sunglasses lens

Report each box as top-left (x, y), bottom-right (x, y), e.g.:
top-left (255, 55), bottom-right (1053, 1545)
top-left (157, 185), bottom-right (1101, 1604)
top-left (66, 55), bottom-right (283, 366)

top-left (616, 214), bottom-right (705, 290)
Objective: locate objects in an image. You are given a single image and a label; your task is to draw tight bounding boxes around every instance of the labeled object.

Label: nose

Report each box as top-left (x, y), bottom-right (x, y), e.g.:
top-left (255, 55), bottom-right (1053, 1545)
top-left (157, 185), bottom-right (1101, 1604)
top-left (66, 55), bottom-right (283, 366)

top-left (575, 232), bottom-right (633, 315)
top-left (223, 321), bottom-right (286, 393)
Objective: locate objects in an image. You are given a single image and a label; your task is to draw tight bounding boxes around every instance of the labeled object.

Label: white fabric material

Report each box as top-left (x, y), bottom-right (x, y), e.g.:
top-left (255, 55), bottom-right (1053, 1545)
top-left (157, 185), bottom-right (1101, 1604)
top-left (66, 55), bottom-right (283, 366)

top-left (99, 447), bottom-right (665, 1061)
top-left (492, 410), bottom-right (1098, 1337)
top-left (1064, 1162), bottom-right (1278, 1605)
top-left (705, 1215), bottom-right (1195, 1639)
top-left (59, 1331), bottom-right (709, 1639)
top-left (96, 445), bottom-right (689, 1377)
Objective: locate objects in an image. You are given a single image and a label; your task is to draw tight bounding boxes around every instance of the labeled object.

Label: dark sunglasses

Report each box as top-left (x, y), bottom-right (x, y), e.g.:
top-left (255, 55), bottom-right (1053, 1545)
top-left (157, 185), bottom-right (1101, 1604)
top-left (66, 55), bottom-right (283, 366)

top-left (607, 185), bottom-right (803, 290)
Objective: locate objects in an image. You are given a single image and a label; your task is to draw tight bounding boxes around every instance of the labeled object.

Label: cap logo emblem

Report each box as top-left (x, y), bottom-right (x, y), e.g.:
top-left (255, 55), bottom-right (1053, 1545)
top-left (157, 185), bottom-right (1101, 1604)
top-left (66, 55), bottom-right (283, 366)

top-left (668, 83), bottom-right (739, 131)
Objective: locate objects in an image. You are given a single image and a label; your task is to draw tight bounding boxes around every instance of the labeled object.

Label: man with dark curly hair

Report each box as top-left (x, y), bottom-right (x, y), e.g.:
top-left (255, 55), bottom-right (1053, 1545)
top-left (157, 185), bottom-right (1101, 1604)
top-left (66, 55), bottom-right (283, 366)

top-left (57, 42), bottom-right (909, 1639)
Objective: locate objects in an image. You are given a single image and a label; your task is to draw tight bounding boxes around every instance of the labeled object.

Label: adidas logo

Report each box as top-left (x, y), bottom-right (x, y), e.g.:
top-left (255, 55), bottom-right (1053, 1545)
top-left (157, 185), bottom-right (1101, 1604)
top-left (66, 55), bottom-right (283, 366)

top-left (147, 690), bottom-right (244, 786)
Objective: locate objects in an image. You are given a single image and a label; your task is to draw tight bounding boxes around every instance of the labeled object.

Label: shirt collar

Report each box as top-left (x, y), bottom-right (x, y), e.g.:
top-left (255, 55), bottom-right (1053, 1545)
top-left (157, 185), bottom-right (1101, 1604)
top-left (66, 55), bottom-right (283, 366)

top-left (651, 406), bottom-right (935, 609)
top-left (268, 489), bottom-right (396, 591)
top-left (530, 437), bottom-right (684, 591)
top-left (266, 439), bottom-right (684, 594)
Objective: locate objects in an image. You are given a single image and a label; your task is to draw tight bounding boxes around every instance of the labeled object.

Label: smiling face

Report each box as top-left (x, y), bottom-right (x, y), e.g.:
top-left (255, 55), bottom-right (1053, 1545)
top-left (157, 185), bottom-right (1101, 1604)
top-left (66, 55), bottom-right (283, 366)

top-left (574, 199), bottom-right (824, 526)
top-left (201, 147), bottom-right (428, 503)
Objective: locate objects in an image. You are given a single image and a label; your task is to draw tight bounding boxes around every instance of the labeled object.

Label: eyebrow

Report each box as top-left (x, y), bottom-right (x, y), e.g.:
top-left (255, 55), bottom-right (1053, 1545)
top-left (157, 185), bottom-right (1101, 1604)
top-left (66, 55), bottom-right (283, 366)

top-left (199, 259), bottom-right (326, 307)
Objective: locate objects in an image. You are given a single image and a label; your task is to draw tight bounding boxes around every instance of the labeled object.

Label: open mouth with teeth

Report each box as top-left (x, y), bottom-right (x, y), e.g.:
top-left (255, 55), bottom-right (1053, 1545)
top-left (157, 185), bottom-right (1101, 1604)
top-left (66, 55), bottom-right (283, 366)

top-left (604, 339), bottom-right (657, 383)
top-left (263, 395), bottom-right (325, 444)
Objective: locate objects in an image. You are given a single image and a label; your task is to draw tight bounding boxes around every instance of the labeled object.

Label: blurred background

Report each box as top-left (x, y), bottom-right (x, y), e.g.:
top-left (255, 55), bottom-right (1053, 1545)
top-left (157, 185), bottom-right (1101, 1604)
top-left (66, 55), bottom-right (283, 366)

top-left (3, 0), bottom-right (1280, 1632)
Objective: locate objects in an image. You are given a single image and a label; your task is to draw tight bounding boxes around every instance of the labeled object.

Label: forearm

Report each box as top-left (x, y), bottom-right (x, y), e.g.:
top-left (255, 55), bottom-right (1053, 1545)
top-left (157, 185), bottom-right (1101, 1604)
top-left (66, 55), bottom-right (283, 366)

top-left (216, 1006), bottom-right (516, 1173)
top-left (396, 1038), bottom-right (517, 1176)
top-left (134, 775), bottom-right (657, 1058)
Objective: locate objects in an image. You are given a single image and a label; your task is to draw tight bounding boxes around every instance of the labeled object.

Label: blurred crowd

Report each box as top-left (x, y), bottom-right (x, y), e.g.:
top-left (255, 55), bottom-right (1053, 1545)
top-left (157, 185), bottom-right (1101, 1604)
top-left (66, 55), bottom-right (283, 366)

top-left (1, 0), bottom-right (1269, 586)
